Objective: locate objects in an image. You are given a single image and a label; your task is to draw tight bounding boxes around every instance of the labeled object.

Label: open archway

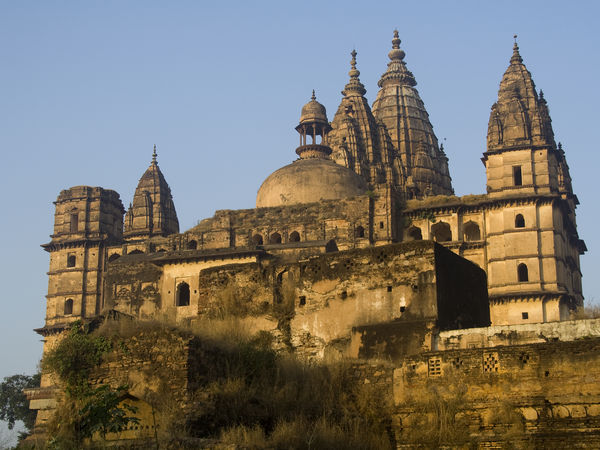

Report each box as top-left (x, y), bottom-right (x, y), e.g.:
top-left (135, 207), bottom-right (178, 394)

top-left (176, 282), bottom-right (190, 307)
top-left (463, 221), bottom-right (481, 241)
top-left (431, 222), bottom-right (452, 242)
top-left (406, 226), bottom-right (422, 241)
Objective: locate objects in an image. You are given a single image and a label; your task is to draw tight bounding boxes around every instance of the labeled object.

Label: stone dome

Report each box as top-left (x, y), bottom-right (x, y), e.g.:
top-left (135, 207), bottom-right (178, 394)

top-left (299, 90), bottom-right (329, 126)
top-left (256, 157), bottom-right (368, 208)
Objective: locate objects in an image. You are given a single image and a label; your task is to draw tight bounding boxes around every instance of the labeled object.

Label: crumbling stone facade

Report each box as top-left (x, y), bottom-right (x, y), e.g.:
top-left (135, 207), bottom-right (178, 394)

top-left (28, 32), bottom-right (591, 444)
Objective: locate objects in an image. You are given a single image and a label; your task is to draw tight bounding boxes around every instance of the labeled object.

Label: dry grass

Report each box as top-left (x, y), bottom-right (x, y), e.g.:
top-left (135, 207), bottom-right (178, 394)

top-left (88, 316), bottom-right (395, 448)
top-left (571, 304), bottom-right (600, 320)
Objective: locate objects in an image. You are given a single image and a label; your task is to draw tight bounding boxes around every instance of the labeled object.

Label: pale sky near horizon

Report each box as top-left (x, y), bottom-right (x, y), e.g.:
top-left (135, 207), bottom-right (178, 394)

top-left (1, 1), bottom-right (599, 387)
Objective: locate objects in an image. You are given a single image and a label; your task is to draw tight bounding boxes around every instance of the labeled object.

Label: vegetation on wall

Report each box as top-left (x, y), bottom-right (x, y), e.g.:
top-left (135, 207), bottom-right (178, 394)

top-left (42, 322), bottom-right (139, 448)
top-left (41, 316), bottom-right (395, 449)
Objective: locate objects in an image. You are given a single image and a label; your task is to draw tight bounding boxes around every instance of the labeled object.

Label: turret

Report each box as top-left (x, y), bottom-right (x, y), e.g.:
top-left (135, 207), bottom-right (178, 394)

top-left (482, 37), bottom-right (585, 323)
top-left (42, 186), bottom-right (124, 327)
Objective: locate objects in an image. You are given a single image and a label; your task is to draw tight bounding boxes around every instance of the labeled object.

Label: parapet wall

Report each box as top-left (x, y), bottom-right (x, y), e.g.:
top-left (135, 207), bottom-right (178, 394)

top-left (437, 317), bottom-right (600, 350)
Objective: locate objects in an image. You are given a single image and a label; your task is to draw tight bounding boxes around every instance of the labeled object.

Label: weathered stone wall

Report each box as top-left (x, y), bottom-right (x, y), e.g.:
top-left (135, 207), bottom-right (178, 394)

top-left (187, 189), bottom-right (401, 251)
top-left (437, 317), bottom-right (600, 350)
top-left (100, 241), bottom-right (490, 360)
top-left (392, 338), bottom-right (600, 446)
top-left (89, 327), bottom-right (196, 441)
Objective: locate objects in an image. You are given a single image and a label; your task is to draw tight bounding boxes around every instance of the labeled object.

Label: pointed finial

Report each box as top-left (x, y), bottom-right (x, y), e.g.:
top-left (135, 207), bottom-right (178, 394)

top-left (388, 29), bottom-right (405, 61)
top-left (558, 142), bottom-right (563, 150)
top-left (511, 34), bottom-right (522, 64)
top-left (393, 29), bottom-right (400, 48)
top-left (349, 49), bottom-right (360, 78)
top-left (342, 49), bottom-right (366, 96)
top-left (152, 144), bottom-right (157, 164)
top-left (311, 90), bottom-right (316, 101)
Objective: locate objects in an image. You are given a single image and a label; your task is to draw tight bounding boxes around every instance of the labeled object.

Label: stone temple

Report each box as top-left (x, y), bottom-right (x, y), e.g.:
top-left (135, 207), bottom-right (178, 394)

top-left (28, 32), bottom-right (591, 441)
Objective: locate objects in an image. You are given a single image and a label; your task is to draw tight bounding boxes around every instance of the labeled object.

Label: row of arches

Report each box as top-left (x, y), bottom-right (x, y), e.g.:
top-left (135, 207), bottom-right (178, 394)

top-left (406, 221), bottom-right (480, 243)
top-left (252, 226), bottom-right (365, 246)
top-left (406, 214), bottom-right (527, 244)
top-left (252, 231), bottom-right (301, 246)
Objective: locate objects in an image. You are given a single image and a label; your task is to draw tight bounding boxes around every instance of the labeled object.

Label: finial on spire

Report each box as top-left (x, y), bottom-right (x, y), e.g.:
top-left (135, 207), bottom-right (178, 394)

top-left (388, 29), bottom-right (405, 61)
top-left (378, 29), bottom-right (415, 87)
top-left (152, 144), bottom-right (157, 164)
top-left (342, 49), bottom-right (366, 96)
top-left (511, 34), bottom-right (523, 64)
top-left (311, 90), bottom-right (316, 101)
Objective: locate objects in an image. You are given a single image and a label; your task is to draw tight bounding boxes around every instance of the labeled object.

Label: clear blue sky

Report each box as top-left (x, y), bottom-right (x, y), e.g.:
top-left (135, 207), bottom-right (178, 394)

top-left (1, 1), bottom-right (599, 382)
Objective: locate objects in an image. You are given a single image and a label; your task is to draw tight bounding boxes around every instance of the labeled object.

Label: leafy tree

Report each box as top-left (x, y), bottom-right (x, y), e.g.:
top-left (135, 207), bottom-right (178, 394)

top-left (0, 372), bottom-right (40, 431)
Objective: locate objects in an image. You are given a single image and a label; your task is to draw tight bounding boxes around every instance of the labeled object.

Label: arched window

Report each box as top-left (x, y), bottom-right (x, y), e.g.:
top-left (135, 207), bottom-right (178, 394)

top-left (270, 232), bottom-right (282, 244)
top-left (67, 254), bottom-right (76, 268)
top-left (252, 234), bottom-right (263, 245)
top-left (289, 231), bottom-right (300, 242)
top-left (64, 299), bottom-right (73, 315)
top-left (128, 249), bottom-right (144, 255)
top-left (70, 212), bottom-right (79, 233)
top-left (431, 222), bottom-right (452, 242)
top-left (406, 227), bottom-right (422, 241)
top-left (517, 263), bottom-right (529, 282)
top-left (355, 225), bottom-right (365, 238)
top-left (463, 221), bottom-right (481, 242)
top-left (515, 214), bottom-right (525, 228)
top-left (177, 282), bottom-right (190, 307)
top-left (187, 240), bottom-right (198, 250)
top-left (108, 253), bottom-right (120, 262)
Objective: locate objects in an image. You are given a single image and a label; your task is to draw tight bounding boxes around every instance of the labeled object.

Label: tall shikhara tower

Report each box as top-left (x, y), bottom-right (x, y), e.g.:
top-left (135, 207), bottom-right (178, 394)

top-left (329, 31), bottom-right (453, 199)
top-left (481, 39), bottom-right (585, 322)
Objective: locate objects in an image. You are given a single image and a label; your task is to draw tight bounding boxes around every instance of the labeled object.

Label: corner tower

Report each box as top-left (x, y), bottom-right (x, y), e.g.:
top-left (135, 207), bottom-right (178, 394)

top-left (124, 146), bottom-right (179, 240)
top-left (482, 39), bottom-right (585, 323)
top-left (371, 31), bottom-right (453, 199)
top-left (42, 186), bottom-right (124, 328)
